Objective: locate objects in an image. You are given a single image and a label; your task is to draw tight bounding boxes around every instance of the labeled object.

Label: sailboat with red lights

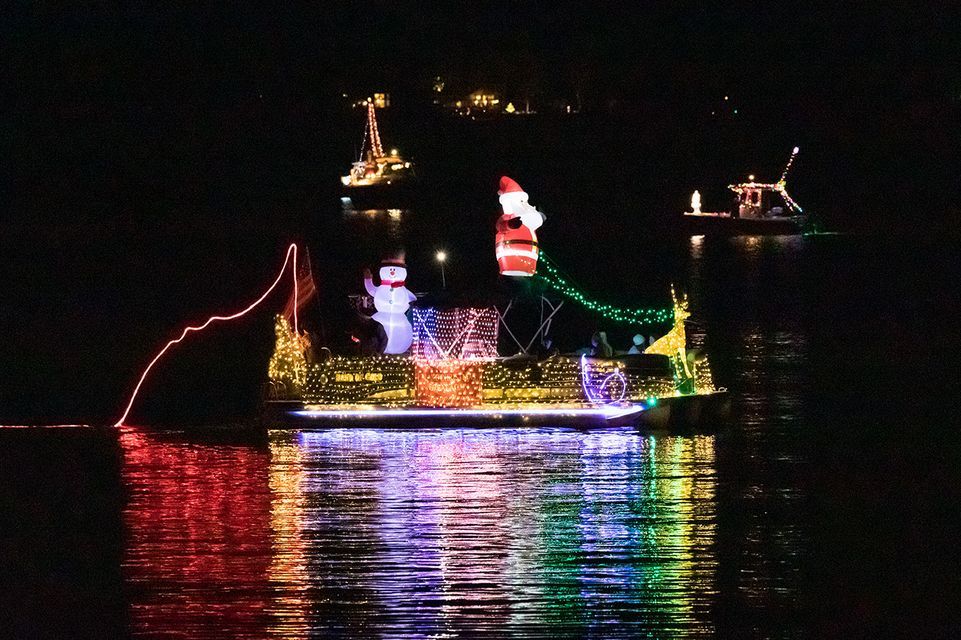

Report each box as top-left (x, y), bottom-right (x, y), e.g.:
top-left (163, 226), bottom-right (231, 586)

top-left (340, 98), bottom-right (416, 205)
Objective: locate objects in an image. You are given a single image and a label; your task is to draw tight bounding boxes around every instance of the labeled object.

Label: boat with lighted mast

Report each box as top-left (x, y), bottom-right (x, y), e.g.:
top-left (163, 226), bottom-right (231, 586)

top-left (340, 98), bottom-right (416, 206)
top-left (683, 147), bottom-right (808, 235)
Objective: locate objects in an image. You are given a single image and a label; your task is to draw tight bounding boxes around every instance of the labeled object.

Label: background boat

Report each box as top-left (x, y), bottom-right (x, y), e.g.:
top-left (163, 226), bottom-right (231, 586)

top-left (340, 99), bottom-right (417, 208)
top-left (683, 147), bottom-right (809, 235)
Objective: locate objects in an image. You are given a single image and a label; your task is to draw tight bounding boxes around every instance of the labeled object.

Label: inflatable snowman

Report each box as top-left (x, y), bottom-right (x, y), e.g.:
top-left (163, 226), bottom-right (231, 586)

top-left (495, 176), bottom-right (546, 277)
top-left (364, 257), bottom-right (415, 354)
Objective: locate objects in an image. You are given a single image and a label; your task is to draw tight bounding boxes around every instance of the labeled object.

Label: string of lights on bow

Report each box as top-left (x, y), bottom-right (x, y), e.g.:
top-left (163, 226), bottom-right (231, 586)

top-left (535, 253), bottom-right (673, 325)
top-left (779, 146), bottom-right (799, 183)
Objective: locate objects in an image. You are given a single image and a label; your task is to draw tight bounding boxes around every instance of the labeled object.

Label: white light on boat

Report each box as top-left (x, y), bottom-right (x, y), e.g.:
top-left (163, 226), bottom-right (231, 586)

top-left (391, 163), bottom-right (404, 170)
top-left (390, 148), bottom-right (399, 156)
top-left (340, 176), bottom-right (351, 186)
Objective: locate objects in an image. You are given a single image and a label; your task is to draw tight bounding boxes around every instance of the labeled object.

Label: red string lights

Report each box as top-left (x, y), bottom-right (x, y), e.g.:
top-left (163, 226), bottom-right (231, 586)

top-left (113, 244), bottom-right (300, 427)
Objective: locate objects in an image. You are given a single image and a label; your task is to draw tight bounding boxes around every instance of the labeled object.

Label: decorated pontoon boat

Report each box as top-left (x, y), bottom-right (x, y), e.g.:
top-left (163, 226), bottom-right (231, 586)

top-left (264, 289), bottom-right (728, 429)
top-left (267, 174), bottom-right (728, 430)
top-left (112, 178), bottom-right (728, 430)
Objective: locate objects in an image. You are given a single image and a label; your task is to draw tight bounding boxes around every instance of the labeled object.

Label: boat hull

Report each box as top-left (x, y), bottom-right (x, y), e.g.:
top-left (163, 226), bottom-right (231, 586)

top-left (682, 214), bottom-right (806, 236)
top-left (341, 180), bottom-right (417, 210)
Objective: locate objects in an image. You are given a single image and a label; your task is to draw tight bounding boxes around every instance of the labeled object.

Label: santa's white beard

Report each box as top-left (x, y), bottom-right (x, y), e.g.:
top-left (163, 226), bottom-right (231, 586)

top-left (517, 205), bottom-right (544, 231)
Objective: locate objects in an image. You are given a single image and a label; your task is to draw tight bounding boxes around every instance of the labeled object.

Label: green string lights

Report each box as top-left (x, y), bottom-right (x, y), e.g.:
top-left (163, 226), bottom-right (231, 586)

top-left (536, 254), bottom-right (673, 325)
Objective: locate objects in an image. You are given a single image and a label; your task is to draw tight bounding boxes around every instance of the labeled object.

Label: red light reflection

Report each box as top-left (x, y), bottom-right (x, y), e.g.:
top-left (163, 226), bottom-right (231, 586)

top-left (120, 428), bottom-right (274, 638)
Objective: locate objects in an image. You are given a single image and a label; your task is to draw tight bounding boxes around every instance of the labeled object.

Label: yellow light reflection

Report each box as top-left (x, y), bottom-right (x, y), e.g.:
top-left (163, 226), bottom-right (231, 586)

top-left (267, 434), bottom-right (310, 639)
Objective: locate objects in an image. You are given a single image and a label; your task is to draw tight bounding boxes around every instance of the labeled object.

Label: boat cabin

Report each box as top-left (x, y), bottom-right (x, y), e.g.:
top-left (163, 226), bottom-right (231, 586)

top-left (728, 181), bottom-right (791, 219)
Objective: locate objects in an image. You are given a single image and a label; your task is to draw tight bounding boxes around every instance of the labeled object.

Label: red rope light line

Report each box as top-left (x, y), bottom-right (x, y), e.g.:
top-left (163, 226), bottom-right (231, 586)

top-left (113, 243), bottom-right (299, 427)
top-left (368, 100), bottom-right (383, 158)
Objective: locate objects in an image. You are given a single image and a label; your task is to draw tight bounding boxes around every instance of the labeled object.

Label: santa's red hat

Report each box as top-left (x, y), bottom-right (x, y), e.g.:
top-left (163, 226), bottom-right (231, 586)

top-left (498, 176), bottom-right (525, 195)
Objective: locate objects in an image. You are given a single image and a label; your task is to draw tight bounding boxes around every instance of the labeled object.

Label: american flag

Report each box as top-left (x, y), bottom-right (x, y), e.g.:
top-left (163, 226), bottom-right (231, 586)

top-left (282, 247), bottom-right (317, 324)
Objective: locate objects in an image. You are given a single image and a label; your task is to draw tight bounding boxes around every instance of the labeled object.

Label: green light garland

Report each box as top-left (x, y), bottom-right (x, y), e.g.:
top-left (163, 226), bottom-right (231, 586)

top-left (536, 254), bottom-right (673, 325)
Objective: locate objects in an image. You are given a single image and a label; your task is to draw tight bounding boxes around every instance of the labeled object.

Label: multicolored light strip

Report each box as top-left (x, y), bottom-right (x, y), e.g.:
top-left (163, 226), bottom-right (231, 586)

top-left (114, 243), bottom-right (301, 427)
top-left (291, 405), bottom-right (644, 420)
top-left (536, 254), bottom-right (673, 325)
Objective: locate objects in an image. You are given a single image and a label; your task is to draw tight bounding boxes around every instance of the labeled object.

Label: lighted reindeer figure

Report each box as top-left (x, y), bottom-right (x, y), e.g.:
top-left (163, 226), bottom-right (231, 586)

top-left (644, 287), bottom-right (703, 394)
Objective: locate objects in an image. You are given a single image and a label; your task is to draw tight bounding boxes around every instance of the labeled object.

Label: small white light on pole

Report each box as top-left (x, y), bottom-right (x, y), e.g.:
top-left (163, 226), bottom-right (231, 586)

top-left (435, 250), bottom-right (447, 288)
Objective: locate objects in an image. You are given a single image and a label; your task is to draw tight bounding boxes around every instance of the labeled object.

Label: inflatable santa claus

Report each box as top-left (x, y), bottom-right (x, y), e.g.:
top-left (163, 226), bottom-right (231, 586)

top-left (495, 176), bottom-right (546, 277)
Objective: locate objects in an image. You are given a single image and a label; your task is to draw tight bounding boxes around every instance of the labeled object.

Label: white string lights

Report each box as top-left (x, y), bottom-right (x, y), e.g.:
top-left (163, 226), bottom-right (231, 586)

top-left (728, 146), bottom-right (804, 214)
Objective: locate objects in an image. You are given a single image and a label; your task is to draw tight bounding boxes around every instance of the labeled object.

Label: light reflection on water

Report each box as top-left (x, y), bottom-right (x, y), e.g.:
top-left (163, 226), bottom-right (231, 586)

top-left (684, 234), bottom-right (809, 628)
top-left (121, 428), bottom-right (719, 638)
top-left (120, 429), bottom-right (274, 637)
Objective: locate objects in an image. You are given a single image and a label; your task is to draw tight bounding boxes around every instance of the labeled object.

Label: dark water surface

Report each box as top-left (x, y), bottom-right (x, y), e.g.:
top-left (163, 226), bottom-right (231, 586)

top-left (3, 233), bottom-right (959, 637)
